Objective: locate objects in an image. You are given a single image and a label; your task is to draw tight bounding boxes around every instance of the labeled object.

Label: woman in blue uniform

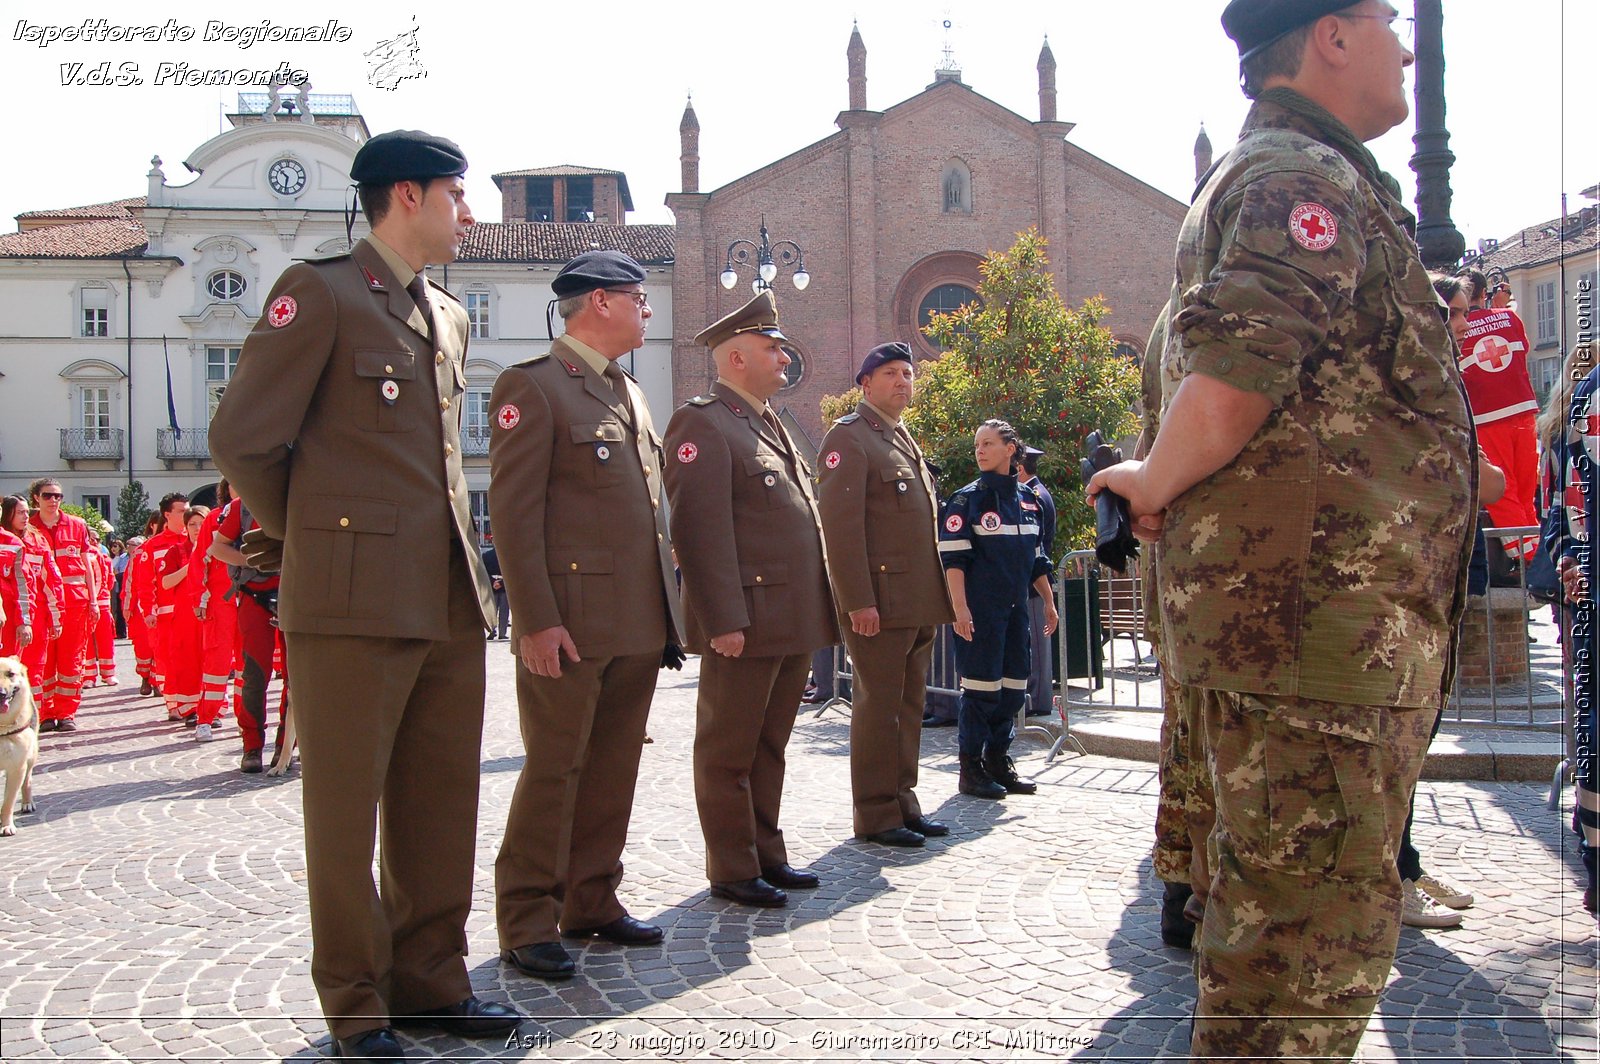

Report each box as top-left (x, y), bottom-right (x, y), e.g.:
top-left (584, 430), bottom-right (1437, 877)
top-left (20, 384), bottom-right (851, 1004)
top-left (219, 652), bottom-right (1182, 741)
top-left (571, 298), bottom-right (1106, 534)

top-left (939, 419), bottom-right (1058, 799)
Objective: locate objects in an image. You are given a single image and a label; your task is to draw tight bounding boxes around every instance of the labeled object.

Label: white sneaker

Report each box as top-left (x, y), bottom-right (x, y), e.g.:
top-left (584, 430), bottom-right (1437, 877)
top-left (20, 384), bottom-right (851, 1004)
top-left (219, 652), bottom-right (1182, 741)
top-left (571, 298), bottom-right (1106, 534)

top-left (1402, 878), bottom-right (1462, 928)
top-left (1416, 872), bottom-right (1473, 909)
top-left (194, 724), bottom-right (214, 743)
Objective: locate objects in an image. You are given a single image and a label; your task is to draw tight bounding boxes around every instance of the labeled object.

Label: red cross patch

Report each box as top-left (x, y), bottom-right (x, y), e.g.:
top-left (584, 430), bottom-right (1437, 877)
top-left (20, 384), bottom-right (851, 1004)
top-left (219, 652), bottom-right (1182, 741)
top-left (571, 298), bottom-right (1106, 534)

top-left (496, 404), bottom-right (521, 431)
top-left (677, 442), bottom-right (699, 464)
top-left (1471, 334), bottom-right (1516, 372)
top-left (267, 295), bottom-right (298, 328)
top-left (945, 514), bottom-right (964, 533)
top-left (824, 451), bottom-right (842, 469)
top-left (1289, 203), bottom-right (1339, 252)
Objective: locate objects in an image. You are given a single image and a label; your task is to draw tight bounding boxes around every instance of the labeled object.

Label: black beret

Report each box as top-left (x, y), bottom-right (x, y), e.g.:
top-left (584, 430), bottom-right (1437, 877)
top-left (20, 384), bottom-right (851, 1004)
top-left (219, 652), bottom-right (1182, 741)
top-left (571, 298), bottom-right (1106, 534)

top-left (854, 341), bottom-right (914, 384)
top-left (1222, 0), bottom-right (1351, 62)
top-left (694, 289), bottom-right (787, 349)
top-left (350, 129), bottom-right (468, 185)
top-left (552, 250), bottom-right (647, 299)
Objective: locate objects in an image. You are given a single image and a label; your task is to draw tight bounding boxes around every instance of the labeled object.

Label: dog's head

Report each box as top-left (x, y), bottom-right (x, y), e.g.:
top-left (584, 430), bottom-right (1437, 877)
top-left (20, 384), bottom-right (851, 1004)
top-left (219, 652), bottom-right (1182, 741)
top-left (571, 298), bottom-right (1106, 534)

top-left (0, 657), bottom-right (26, 717)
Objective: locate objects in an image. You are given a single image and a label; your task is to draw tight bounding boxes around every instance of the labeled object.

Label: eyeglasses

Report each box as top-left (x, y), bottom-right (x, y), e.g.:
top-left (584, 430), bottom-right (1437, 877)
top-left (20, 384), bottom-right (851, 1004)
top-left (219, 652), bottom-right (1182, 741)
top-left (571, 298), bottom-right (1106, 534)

top-left (1339, 13), bottom-right (1415, 43)
top-left (604, 289), bottom-right (650, 308)
top-left (38, 491), bottom-right (64, 499)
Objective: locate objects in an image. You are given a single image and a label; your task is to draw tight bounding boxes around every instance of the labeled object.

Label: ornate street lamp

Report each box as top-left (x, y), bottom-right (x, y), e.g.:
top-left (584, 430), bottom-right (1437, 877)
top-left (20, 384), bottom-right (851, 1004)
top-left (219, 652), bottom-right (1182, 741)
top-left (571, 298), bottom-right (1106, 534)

top-left (1410, 0), bottom-right (1465, 269)
top-left (720, 215), bottom-right (810, 294)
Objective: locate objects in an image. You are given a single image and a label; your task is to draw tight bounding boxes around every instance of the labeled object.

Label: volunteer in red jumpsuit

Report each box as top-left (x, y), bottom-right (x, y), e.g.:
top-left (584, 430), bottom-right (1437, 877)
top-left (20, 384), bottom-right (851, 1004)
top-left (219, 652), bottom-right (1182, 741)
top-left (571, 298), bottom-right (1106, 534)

top-left (1461, 279), bottom-right (1539, 560)
top-left (27, 479), bottom-right (96, 731)
top-left (189, 484), bottom-right (238, 731)
top-left (4, 495), bottom-right (63, 714)
top-left (215, 496), bottom-right (287, 774)
top-left (140, 493), bottom-right (191, 719)
top-left (158, 507), bottom-right (207, 729)
top-left (87, 528), bottom-right (118, 686)
top-left (123, 516), bottom-right (161, 694)
top-left (0, 525), bottom-right (31, 659)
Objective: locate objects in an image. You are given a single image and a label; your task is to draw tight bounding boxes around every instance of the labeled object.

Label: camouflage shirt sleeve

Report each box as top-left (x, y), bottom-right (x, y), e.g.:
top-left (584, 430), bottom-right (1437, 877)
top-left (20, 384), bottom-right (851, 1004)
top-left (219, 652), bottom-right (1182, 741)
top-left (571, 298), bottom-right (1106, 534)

top-left (1174, 172), bottom-right (1367, 407)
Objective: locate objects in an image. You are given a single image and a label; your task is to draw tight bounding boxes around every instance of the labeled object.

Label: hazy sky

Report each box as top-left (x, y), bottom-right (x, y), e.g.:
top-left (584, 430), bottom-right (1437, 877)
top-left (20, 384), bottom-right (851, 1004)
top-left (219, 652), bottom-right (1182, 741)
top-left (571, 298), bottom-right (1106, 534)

top-left (3, 1), bottom-right (1593, 247)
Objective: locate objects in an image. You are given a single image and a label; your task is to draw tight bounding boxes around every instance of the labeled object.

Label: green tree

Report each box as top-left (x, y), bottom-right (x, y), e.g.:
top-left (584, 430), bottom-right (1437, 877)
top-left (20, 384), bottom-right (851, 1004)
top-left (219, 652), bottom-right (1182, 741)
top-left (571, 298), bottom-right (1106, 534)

top-left (826, 229), bottom-right (1141, 552)
top-left (116, 480), bottom-right (151, 541)
top-left (60, 503), bottom-right (113, 537)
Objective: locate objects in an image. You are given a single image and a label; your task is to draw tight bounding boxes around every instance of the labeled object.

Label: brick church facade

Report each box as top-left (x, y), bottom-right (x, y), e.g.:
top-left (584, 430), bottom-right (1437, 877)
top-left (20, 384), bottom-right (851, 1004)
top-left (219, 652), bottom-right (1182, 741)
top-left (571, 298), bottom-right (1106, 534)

top-left (667, 27), bottom-right (1191, 441)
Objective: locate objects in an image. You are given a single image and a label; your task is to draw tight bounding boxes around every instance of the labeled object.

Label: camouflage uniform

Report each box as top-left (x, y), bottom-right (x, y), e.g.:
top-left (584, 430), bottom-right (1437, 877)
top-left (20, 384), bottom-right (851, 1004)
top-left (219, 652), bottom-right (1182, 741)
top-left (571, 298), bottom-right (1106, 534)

top-left (1156, 89), bottom-right (1475, 1062)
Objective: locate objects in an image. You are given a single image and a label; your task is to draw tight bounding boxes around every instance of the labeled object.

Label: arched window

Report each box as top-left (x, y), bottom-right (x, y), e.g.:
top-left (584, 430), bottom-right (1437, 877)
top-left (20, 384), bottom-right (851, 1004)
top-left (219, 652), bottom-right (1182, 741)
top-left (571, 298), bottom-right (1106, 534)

top-left (941, 160), bottom-right (972, 214)
top-left (918, 283), bottom-right (980, 331)
top-left (207, 270), bottom-right (246, 302)
top-left (780, 343), bottom-right (805, 390)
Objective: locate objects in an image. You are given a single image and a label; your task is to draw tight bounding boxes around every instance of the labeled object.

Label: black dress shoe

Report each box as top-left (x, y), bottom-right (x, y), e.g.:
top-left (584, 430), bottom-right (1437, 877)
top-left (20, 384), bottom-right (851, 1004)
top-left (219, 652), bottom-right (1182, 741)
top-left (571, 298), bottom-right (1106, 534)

top-left (709, 877), bottom-right (789, 907)
top-left (921, 714), bottom-right (956, 728)
top-left (761, 863), bottom-right (820, 889)
top-left (332, 1026), bottom-right (406, 1060)
top-left (859, 827), bottom-right (926, 848)
top-left (561, 914), bottom-right (664, 945)
top-left (501, 942), bottom-right (575, 980)
top-left (55, 718), bottom-right (77, 733)
top-left (396, 995), bottom-right (522, 1038)
top-left (906, 816), bottom-right (948, 837)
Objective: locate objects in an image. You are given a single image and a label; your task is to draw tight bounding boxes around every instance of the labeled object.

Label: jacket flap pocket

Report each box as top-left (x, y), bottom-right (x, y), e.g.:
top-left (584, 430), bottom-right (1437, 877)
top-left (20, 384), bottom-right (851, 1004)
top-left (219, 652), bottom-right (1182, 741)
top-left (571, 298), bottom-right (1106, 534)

top-left (743, 455), bottom-right (784, 476)
top-left (302, 496), bottom-right (398, 534)
top-left (740, 561), bottom-right (789, 586)
top-left (353, 350), bottom-right (417, 380)
top-left (881, 467), bottom-right (914, 482)
top-left (876, 555), bottom-right (909, 573)
top-left (548, 549), bottom-right (615, 575)
top-left (571, 421), bottom-right (625, 444)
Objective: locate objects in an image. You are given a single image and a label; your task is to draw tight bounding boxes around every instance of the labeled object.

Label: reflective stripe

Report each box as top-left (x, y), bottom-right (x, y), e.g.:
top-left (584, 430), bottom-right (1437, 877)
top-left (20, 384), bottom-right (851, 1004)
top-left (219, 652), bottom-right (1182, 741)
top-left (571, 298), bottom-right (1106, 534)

top-left (201, 673), bottom-right (231, 685)
top-left (961, 677), bottom-right (1003, 692)
top-left (61, 576), bottom-right (88, 584)
top-left (156, 605), bottom-right (174, 615)
top-left (1000, 678), bottom-right (1028, 689)
top-left (938, 541), bottom-right (972, 553)
top-left (971, 524), bottom-right (1038, 537)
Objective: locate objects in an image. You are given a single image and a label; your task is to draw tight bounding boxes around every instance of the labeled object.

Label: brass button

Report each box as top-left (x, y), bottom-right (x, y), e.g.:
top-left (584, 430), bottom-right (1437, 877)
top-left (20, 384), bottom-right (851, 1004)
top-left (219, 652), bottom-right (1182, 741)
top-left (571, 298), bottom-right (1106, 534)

top-left (384, 364), bottom-right (394, 374)
top-left (652, 499), bottom-right (659, 509)
top-left (444, 443), bottom-right (454, 456)
top-left (595, 429), bottom-right (605, 438)
top-left (440, 398), bottom-right (450, 411)
top-left (448, 489), bottom-right (456, 500)
top-left (570, 562), bottom-right (579, 571)
top-left (880, 564), bottom-right (887, 572)
top-left (339, 517), bottom-right (350, 528)
top-left (657, 533), bottom-right (664, 542)
top-left (755, 575), bottom-right (764, 584)
top-left (435, 353), bottom-right (445, 366)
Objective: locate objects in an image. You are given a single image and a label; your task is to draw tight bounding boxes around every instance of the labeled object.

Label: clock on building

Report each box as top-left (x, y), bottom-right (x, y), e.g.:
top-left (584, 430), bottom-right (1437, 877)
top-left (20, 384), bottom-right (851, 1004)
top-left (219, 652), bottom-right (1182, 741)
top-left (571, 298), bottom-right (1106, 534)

top-left (268, 157), bottom-right (307, 197)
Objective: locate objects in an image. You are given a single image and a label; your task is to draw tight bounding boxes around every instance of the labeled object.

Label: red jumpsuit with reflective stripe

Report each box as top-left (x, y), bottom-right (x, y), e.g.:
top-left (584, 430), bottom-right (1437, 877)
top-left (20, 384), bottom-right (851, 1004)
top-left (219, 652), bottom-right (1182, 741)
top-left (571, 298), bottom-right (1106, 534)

top-left (90, 548), bottom-right (116, 683)
top-left (0, 530), bottom-right (31, 659)
top-left (123, 543), bottom-right (156, 684)
top-left (16, 526), bottom-right (63, 703)
top-left (138, 530), bottom-right (186, 697)
top-left (30, 512), bottom-right (96, 722)
top-left (158, 538), bottom-right (202, 721)
top-left (189, 506), bottom-right (237, 726)
top-left (216, 500), bottom-right (286, 754)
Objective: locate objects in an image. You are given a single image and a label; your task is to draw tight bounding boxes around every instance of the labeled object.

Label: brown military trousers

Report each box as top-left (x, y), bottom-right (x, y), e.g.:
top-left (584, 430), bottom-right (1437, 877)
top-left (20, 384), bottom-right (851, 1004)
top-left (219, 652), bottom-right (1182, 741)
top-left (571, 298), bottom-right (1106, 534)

top-left (844, 624), bottom-right (935, 837)
top-left (1192, 689), bottom-right (1433, 1064)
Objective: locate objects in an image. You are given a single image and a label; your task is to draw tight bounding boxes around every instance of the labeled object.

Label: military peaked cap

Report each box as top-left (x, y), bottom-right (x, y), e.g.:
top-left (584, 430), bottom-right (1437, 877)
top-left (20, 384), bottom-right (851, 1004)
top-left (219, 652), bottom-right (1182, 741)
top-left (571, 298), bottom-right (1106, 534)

top-left (854, 341), bottom-right (914, 384)
top-left (1222, 0), bottom-right (1354, 62)
top-left (552, 250), bottom-right (648, 299)
top-left (350, 129), bottom-right (468, 185)
top-left (694, 289), bottom-right (788, 349)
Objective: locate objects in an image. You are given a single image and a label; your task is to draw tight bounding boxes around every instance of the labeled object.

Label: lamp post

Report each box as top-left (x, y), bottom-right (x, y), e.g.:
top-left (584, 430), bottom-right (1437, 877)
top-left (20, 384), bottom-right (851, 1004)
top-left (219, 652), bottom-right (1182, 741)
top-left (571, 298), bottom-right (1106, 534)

top-left (720, 215), bottom-right (810, 294)
top-left (1410, 0), bottom-right (1464, 270)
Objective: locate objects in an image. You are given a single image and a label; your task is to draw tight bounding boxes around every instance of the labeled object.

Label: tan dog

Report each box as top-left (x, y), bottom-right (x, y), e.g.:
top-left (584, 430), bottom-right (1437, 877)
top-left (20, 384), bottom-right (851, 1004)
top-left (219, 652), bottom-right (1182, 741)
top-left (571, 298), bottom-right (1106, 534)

top-left (0, 657), bottom-right (39, 836)
top-left (265, 690), bottom-right (296, 777)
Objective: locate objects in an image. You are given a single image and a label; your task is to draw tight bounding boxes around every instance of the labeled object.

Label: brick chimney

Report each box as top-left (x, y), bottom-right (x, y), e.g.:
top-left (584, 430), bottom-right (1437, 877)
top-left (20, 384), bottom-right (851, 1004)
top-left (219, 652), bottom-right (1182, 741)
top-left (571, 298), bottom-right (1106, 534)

top-left (1038, 38), bottom-right (1057, 123)
top-left (847, 22), bottom-right (867, 111)
top-left (680, 96), bottom-right (700, 194)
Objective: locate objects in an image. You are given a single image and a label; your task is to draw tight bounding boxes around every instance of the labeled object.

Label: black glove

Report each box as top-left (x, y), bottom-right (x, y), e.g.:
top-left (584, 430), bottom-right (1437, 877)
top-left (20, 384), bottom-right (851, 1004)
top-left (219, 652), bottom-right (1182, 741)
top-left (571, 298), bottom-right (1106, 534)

top-left (1079, 430), bottom-right (1140, 574)
top-left (661, 643), bottom-right (687, 670)
top-left (240, 527), bottom-right (285, 573)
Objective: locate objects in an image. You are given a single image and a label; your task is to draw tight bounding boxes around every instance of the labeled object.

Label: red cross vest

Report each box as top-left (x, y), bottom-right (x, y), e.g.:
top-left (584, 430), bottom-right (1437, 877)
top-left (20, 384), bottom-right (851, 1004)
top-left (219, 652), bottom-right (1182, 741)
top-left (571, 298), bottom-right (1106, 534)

top-left (29, 511), bottom-right (94, 610)
top-left (1458, 308), bottom-right (1537, 426)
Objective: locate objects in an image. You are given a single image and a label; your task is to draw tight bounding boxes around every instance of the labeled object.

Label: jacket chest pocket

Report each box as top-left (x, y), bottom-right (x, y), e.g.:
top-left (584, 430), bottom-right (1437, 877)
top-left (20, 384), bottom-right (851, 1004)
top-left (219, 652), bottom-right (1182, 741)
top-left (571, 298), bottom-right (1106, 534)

top-left (744, 454), bottom-right (788, 508)
top-left (572, 420), bottom-right (628, 487)
top-left (882, 466), bottom-right (918, 510)
top-left (353, 349), bottom-right (419, 433)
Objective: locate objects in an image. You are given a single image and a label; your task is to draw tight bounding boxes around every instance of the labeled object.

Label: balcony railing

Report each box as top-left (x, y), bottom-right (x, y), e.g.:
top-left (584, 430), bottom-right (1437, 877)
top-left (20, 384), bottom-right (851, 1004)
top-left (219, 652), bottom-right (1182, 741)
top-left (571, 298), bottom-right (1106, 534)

top-left (157, 428), bottom-right (211, 467)
top-left (59, 428), bottom-right (124, 463)
top-left (462, 425), bottom-right (491, 457)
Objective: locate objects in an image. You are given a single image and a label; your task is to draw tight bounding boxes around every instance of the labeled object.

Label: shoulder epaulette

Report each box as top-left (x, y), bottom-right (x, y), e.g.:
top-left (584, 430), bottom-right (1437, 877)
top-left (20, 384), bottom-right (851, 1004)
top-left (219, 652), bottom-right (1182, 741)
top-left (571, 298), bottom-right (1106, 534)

top-left (296, 250), bottom-right (352, 264)
top-left (687, 395), bottom-right (716, 406)
top-left (512, 352), bottom-right (552, 369)
top-left (834, 412), bottom-right (860, 424)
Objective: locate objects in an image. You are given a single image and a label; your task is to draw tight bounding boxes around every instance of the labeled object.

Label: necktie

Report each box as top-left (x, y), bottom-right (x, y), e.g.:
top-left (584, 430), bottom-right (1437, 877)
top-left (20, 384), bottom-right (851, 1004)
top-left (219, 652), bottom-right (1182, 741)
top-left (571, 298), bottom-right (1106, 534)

top-left (603, 361), bottom-right (635, 426)
top-left (407, 275), bottom-right (432, 336)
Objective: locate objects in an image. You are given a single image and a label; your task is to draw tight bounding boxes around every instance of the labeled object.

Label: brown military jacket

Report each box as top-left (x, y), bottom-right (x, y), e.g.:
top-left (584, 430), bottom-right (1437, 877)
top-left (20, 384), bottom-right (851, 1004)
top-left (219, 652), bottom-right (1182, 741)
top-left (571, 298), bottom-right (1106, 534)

top-left (816, 403), bottom-right (955, 629)
top-left (1155, 89), bottom-right (1475, 709)
top-left (487, 337), bottom-right (683, 659)
top-left (662, 383), bottom-right (837, 658)
top-left (211, 238), bottom-right (495, 640)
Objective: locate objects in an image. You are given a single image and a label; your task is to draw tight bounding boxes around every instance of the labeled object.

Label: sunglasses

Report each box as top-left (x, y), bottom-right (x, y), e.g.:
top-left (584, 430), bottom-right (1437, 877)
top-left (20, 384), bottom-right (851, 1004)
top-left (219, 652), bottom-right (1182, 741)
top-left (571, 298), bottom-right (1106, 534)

top-left (38, 491), bottom-right (64, 499)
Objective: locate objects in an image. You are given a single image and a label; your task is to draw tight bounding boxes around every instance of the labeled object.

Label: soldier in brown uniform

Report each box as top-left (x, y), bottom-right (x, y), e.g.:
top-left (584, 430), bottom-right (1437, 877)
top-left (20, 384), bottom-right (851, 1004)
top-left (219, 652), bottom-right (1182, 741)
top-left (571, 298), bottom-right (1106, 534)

top-left (816, 343), bottom-right (955, 848)
top-left (488, 251), bottom-right (684, 981)
top-left (1090, 3), bottom-right (1475, 1060)
top-left (662, 291), bottom-right (837, 908)
top-left (211, 130), bottom-right (521, 1060)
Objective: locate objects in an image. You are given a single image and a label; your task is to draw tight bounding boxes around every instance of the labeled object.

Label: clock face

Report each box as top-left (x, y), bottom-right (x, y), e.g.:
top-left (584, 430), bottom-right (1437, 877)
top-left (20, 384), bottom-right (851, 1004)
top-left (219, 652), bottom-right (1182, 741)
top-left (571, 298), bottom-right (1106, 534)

top-left (268, 158), bottom-right (307, 197)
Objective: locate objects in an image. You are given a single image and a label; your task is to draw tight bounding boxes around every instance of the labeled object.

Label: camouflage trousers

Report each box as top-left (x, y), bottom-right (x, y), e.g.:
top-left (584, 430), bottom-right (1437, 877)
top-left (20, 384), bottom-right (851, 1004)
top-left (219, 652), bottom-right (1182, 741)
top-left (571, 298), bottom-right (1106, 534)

top-left (1154, 671), bottom-right (1214, 897)
top-left (1192, 689), bottom-right (1433, 1064)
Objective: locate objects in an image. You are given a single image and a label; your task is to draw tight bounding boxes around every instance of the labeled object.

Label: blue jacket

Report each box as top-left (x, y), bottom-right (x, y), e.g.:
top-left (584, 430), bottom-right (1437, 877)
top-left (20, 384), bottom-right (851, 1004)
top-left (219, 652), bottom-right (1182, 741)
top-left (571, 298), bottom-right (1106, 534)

top-left (938, 471), bottom-right (1052, 615)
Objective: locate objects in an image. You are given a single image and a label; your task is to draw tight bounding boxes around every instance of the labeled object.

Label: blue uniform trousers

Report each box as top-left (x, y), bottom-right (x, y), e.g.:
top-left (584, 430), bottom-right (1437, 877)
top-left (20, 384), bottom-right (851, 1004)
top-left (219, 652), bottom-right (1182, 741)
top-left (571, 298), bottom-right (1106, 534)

top-left (953, 605), bottom-right (1030, 759)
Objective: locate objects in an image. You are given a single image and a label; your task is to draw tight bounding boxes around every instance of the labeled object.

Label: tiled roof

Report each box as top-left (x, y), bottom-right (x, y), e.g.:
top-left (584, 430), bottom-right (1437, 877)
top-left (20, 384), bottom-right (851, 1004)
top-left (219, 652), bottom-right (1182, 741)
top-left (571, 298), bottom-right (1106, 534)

top-left (1470, 210), bottom-right (1600, 274)
top-left (492, 165), bottom-right (625, 180)
top-left (458, 223), bottom-right (674, 265)
top-left (16, 197), bottom-right (145, 223)
top-left (0, 218), bottom-right (147, 258)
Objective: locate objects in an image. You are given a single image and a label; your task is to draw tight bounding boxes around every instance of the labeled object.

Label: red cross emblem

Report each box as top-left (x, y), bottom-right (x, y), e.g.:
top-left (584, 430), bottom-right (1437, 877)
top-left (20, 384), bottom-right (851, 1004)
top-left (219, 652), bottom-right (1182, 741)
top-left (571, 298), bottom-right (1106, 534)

top-left (945, 514), bottom-right (964, 533)
top-left (677, 442), bottom-right (698, 464)
top-left (267, 295), bottom-right (298, 328)
top-left (496, 404), bottom-right (521, 431)
top-left (1289, 203), bottom-right (1339, 252)
top-left (1470, 334), bottom-right (1516, 372)
top-left (824, 451), bottom-right (841, 469)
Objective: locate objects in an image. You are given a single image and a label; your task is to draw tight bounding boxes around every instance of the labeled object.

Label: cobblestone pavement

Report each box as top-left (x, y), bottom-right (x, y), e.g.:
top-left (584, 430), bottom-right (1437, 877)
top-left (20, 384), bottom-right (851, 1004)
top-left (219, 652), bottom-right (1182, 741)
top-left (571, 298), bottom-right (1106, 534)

top-left (0, 641), bottom-right (1594, 1062)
